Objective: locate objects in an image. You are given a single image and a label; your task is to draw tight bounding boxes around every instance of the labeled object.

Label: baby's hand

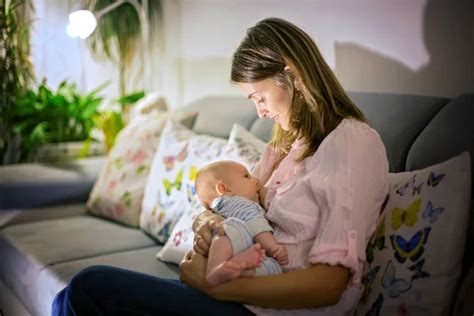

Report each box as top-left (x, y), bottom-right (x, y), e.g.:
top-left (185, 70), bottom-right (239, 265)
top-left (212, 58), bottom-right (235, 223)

top-left (271, 244), bottom-right (288, 265)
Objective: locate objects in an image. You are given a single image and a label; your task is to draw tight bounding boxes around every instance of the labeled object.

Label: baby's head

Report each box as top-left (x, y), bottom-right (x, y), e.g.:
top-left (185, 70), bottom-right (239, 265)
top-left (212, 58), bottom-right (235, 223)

top-left (195, 160), bottom-right (260, 209)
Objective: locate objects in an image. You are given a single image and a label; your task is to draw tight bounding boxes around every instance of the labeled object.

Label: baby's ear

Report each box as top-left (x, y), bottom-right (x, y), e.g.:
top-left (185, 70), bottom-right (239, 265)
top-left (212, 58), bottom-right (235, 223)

top-left (215, 182), bottom-right (228, 195)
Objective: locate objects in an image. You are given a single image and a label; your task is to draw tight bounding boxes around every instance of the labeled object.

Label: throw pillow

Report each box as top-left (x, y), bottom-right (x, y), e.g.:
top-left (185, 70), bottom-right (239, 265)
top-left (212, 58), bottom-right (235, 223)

top-left (156, 124), bottom-right (266, 263)
top-left (356, 152), bottom-right (471, 316)
top-left (219, 123), bottom-right (267, 171)
top-left (87, 111), bottom-right (197, 227)
top-left (140, 119), bottom-right (227, 243)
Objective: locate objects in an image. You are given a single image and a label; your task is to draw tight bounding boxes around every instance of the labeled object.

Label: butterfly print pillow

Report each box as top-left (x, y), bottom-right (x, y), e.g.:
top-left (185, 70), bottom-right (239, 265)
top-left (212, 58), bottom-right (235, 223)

top-left (140, 119), bottom-right (227, 243)
top-left (156, 124), bottom-right (266, 264)
top-left (356, 152), bottom-right (471, 316)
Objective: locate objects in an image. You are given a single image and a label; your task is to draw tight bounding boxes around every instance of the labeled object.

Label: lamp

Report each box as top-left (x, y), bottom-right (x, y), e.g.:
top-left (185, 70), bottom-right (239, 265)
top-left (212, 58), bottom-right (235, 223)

top-left (66, 0), bottom-right (151, 91)
top-left (67, 1), bottom-right (149, 41)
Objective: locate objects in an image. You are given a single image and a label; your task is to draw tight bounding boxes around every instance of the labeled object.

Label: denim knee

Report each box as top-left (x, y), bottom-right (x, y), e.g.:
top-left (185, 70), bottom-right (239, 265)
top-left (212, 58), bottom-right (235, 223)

top-left (68, 265), bottom-right (112, 294)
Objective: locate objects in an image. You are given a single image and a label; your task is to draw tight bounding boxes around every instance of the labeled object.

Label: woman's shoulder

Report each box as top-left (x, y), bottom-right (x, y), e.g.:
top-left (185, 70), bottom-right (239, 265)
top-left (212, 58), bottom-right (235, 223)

top-left (324, 118), bottom-right (383, 147)
top-left (304, 118), bottom-right (386, 167)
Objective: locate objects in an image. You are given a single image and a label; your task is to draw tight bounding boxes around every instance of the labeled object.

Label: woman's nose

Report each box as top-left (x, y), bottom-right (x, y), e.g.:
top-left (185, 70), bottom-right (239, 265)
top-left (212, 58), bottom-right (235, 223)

top-left (256, 107), bottom-right (267, 118)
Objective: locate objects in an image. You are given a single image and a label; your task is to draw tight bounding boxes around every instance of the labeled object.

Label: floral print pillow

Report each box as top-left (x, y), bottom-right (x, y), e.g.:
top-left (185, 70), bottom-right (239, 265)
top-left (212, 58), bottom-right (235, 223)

top-left (356, 152), bottom-right (471, 316)
top-left (87, 111), bottom-right (197, 227)
top-left (140, 120), bottom-right (227, 243)
top-left (156, 124), bottom-right (267, 263)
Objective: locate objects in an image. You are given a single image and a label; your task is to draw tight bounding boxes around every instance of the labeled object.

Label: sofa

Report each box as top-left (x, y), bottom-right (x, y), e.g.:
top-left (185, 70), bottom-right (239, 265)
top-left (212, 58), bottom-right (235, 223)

top-left (1, 92), bottom-right (473, 316)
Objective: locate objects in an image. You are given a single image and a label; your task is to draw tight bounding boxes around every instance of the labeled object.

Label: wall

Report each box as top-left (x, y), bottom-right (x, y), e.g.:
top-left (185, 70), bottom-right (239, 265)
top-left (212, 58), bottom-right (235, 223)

top-left (32, 0), bottom-right (474, 109)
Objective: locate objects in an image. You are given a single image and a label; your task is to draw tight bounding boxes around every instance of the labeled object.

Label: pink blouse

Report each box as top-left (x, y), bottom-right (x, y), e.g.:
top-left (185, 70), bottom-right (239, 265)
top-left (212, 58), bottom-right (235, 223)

top-left (247, 118), bottom-right (389, 316)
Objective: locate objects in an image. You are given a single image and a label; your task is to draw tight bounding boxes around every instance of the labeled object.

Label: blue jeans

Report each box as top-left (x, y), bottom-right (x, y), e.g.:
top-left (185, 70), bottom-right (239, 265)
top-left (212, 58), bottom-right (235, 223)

top-left (51, 265), bottom-right (254, 316)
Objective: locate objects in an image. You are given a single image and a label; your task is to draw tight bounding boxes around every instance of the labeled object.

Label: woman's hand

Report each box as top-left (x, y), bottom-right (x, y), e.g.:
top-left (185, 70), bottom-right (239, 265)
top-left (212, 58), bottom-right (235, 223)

top-left (193, 212), bottom-right (225, 257)
top-left (179, 249), bottom-right (214, 295)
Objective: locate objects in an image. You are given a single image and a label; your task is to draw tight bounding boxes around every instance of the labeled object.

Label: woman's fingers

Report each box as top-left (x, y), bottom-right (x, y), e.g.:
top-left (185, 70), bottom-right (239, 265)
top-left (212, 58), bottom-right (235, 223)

top-left (209, 220), bottom-right (225, 236)
top-left (193, 235), bottom-right (210, 256)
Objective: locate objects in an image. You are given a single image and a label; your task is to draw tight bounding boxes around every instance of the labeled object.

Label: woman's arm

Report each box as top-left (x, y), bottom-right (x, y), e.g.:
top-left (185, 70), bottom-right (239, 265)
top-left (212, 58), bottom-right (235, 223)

top-left (180, 250), bottom-right (350, 309)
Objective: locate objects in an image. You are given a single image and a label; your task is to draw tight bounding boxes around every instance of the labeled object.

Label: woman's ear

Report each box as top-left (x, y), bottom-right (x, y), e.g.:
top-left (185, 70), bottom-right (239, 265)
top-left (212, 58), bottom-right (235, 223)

top-left (284, 65), bottom-right (300, 91)
top-left (215, 182), bottom-right (228, 195)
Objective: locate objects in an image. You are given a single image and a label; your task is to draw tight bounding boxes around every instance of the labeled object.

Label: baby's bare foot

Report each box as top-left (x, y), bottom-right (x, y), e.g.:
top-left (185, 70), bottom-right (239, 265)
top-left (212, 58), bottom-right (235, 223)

top-left (230, 243), bottom-right (265, 269)
top-left (206, 261), bottom-right (243, 286)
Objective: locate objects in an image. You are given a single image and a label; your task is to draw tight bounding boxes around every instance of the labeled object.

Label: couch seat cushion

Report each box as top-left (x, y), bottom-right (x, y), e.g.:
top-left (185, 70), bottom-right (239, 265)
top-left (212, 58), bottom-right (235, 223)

top-left (36, 246), bottom-right (178, 316)
top-left (0, 203), bottom-right (86, 229)
top-left (0, 214), bottom-right (155, 315)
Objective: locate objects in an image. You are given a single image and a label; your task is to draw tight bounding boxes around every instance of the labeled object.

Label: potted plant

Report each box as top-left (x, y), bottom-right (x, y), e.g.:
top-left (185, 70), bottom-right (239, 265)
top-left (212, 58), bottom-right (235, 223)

top-left (95, 90), bottom-right (145, 152)
top-left (0, 0), bottom-right (35, 164)
top-left (3, 79), bottom-right (107, 163)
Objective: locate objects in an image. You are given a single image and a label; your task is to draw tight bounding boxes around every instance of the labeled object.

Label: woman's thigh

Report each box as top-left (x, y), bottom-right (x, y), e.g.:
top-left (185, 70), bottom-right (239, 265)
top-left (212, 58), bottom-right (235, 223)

top-left (52, 265), bottom-right (254, 316)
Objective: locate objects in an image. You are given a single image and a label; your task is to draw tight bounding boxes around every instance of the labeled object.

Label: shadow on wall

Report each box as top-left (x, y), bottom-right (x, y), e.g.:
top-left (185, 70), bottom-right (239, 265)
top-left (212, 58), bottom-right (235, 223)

top-left (335, 0), bottom-right (474, 98)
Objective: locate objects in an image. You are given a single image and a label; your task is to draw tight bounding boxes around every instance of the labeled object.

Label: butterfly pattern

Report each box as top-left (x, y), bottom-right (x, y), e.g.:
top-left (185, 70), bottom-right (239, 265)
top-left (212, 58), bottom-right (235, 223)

top-left (163, 168), bottom-right (184, 196)
top-left (362, 266), bottom-right (381, 304)
top-left (163, 143), bottom-right (189, 171)
top-left (358, 165), bottom-right (451, 315)
top-left (367, 215), bottom-right (386, 263)
top-left (365, 293), bottom-right (384, 316)
top-left (391, 199), bottom-right (422, 230)
top-left (382, 260), bottom-right (412, 298)
top-left (395, 175), bottom-right (416, 196)
top-left (411, 182), bottom-right (423, 196)
top-left (422, 201), bottom-right (444, 223)
top-left (427, 171), bottom-right (445, 187)
top-left (390, 227), bottom-right (431, 264)
top-left (408, 258), bottom-right (430, 281)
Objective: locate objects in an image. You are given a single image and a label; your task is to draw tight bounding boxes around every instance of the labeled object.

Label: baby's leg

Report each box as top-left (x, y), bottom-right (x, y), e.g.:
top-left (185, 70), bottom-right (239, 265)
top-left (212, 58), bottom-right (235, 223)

top-left (207, 237), bottom-right (264, 286)
top-left (207, 235), bottom-right (243, 286)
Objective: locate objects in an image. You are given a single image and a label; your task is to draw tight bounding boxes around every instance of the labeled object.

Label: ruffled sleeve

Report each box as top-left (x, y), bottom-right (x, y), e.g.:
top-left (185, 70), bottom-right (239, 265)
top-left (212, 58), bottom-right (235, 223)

top-left (306, 120), bottom-right (389, 283)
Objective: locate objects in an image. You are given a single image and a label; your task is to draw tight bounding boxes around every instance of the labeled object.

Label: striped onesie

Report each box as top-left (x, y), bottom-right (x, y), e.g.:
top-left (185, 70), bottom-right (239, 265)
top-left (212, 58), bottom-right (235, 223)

top-left (211, 195), bottom-right (282, 276)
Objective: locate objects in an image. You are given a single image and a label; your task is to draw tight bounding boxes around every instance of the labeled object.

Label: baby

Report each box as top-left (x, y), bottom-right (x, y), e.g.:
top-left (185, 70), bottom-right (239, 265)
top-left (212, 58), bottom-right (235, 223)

top-left (195, 160), bottom-right (288, 286)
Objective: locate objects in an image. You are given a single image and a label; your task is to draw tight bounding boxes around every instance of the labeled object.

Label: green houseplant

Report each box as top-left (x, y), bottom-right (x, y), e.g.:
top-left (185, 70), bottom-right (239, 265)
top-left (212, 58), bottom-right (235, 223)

top-left (3, 80), bottom-right (107, 162)
top-left (95, 90), bottom-right (145, 152)
top-left (1, 0), bottom-right (35, 163)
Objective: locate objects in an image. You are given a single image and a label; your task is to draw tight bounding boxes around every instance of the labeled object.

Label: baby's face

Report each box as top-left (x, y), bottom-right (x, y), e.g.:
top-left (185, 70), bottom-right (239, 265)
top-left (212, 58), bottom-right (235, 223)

top-left (223, 162), bottom-right (260, 203)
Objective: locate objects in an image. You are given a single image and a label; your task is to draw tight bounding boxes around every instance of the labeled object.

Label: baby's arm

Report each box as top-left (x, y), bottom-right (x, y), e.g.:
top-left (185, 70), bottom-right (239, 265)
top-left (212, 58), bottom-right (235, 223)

top-left (254, 231), bottom-right (288, 265)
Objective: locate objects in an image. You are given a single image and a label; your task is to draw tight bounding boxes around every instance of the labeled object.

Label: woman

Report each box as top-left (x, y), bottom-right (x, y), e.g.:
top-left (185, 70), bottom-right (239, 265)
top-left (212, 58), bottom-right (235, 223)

top-left (52, 17), bottom-right (388, 315)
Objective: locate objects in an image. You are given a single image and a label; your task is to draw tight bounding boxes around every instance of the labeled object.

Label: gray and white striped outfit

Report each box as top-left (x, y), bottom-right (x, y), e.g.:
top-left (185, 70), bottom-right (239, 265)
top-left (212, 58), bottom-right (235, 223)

top-left (211, 195), bottom-right (282, 276)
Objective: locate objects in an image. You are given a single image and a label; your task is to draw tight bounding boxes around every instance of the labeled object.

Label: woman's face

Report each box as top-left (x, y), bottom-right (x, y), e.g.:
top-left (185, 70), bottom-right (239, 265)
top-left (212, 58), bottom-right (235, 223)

top-left (237, 78), bottom-right (292, 130)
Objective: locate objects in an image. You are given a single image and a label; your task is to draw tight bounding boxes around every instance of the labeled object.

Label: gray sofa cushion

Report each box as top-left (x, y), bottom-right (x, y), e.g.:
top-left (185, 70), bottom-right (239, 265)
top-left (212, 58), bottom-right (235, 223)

top-left (36, 246), bottom-right (178, 316)
top-left (0, 203), bottom-right (86, 229)
top-left (406, 94), bottom-right (474, 192)
top-left (349, 92), bottom-right (450, 172)
top-left (0, 157), bottom-right (105, 209)
top-left (0, 215), bottom-right (155, 314)
top-left (186, 96), bottom-right (258, 138)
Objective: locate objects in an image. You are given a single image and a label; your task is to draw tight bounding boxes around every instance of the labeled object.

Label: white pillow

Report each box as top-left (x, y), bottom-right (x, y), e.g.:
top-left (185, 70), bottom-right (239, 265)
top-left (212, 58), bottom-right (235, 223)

top-left (156, 124), bottom-right (266, 264)
top-left (356, 152), bottom-right (471, 316)
top-left (219, 123), bottom-right (267, 171)
top-left (140, 119), bottom-right (227, 243)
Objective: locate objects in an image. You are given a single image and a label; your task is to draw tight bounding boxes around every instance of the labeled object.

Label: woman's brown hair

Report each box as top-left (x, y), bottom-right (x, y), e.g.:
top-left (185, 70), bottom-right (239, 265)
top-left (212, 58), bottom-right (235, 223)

top-left (231, 17), bottom-right (366, 161)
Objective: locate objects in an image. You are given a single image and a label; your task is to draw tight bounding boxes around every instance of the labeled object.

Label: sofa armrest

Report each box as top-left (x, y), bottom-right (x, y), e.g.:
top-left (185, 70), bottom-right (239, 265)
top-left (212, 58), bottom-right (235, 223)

top-left (0, 157), bottom-right (105, 210)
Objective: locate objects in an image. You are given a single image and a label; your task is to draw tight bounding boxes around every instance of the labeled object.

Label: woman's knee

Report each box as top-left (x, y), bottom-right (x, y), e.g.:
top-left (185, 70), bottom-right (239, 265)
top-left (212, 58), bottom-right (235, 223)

top-left (68, 265), bottom-right (114, 293)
